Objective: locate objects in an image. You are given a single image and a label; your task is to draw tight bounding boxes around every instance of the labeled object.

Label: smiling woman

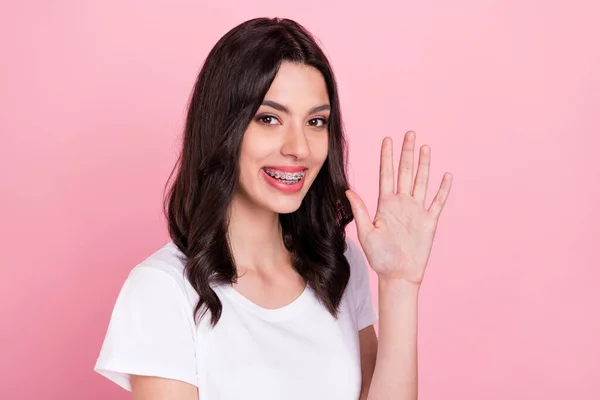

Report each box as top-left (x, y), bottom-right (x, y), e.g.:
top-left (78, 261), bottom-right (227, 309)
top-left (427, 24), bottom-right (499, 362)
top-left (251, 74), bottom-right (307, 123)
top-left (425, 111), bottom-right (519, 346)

top-left (94, 15), bottom-right (454, 400)
top-left (93, 17), bottom-right (379, 400)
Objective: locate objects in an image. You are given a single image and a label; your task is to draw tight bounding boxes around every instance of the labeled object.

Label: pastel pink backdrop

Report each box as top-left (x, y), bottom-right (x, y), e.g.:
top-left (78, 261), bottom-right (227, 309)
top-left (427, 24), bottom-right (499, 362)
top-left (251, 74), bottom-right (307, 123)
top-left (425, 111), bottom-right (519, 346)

top-left (1, 1), bottom-right (598, 399)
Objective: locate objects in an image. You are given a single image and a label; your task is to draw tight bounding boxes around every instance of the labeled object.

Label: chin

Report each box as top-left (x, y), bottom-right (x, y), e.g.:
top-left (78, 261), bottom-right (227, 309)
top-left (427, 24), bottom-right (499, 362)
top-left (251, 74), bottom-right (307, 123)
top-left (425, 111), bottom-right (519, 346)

top-left (266, 196), bottom-right (305, 215)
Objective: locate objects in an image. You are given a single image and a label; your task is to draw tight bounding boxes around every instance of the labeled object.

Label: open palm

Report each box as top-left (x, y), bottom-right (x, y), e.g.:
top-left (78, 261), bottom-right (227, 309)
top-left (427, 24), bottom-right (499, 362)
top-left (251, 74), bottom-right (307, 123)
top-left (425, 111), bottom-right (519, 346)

top-left (345, 131), bottom-right (453, 285)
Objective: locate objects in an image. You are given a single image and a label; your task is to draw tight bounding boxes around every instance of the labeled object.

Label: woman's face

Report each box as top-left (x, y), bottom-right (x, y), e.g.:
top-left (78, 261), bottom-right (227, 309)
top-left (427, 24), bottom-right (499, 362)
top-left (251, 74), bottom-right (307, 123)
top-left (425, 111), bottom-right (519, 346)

top-left (236, 61), bottom-right (330, 214)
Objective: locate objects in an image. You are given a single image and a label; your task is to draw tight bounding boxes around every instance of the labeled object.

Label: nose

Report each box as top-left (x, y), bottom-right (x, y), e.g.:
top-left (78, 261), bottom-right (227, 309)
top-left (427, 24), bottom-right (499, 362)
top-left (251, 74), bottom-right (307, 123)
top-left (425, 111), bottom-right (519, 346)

top-left (280, 124), bottom-right (310, 160)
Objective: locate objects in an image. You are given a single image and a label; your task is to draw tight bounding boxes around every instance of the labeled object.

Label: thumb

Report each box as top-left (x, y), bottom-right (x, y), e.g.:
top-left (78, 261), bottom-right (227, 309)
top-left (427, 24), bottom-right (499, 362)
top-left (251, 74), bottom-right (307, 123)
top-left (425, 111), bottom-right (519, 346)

top-left (345, 190), bottom-right (374, 239)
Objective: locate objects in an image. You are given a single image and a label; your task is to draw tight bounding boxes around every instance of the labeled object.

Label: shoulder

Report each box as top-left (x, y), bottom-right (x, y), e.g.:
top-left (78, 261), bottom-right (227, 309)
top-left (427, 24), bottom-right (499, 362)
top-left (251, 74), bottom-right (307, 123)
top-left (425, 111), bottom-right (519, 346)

top-left (134, 241), bottom-right (187, 280)
top-left (343, 235), bottom-right (379, 329)
top-left (344, 236), bottom-right (368, 277)
top-left (344, 236), bottom-right (361, 260)
top-left (343, 236), bottom-right (370, 293)
top-left (122, 241), bottom-right (198, 309)
top-left (94, 241), bottom-right (200, 391)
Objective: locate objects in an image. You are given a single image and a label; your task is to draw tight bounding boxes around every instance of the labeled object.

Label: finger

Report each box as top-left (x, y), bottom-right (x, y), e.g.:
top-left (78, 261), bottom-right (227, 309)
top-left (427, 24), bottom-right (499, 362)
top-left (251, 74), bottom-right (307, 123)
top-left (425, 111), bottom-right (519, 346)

top-left (345, 190), bottom-right (374, 240)
top-left (379, 137), bottom-right (395, 197)
top-left (412, 145), bottom-right (430, 206)
top-left (428, 173), bottom-right (453, 218)
top-left (397, 131), bottom-right (416, 195)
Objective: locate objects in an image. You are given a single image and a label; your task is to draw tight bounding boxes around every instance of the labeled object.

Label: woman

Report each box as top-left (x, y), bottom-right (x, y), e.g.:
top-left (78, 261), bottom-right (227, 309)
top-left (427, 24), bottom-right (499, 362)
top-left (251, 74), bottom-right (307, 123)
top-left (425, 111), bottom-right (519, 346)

top-left (94, 17), bottom-right (452, 399)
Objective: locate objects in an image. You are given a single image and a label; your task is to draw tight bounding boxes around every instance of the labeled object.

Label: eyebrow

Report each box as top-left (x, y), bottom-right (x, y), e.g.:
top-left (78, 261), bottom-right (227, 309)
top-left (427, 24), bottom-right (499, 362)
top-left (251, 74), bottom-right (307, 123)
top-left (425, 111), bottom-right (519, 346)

top-left (261, 100), bottom-right (331, 115)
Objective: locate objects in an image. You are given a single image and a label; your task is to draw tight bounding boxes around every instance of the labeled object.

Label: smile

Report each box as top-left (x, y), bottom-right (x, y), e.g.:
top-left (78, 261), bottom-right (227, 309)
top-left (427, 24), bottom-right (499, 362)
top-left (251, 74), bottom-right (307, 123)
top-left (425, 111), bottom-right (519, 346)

top-left (263, 168), bottom-right (306, 183)
top-left (261, 167), bottom-right (308, 193)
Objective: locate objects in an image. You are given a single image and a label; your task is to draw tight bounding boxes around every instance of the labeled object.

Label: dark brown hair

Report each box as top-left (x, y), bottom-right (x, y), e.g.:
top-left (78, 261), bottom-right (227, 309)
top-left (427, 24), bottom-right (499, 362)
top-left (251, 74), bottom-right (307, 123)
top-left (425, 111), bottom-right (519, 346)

top-left (162, 17), bottom-right (355, 327)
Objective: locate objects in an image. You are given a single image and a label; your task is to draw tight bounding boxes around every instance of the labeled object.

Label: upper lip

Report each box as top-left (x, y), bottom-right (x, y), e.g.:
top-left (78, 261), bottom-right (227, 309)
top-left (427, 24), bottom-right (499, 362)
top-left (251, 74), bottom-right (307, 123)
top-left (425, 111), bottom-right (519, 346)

top-left (263, 165), bottom-right (308, 172)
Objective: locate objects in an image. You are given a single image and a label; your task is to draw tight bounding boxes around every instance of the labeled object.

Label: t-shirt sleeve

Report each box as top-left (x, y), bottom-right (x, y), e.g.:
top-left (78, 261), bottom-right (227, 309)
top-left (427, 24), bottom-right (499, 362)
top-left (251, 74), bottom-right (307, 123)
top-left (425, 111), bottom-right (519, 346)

top-left (346, 237), bottom-right (379, 331)
top-left (93, 266), bottom-right (198, 391)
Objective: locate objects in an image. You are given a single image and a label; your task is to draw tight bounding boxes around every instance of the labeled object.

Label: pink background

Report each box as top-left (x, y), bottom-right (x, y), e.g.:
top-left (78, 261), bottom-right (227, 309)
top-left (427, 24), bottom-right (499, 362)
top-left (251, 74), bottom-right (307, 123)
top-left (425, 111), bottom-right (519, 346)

top-left (1, 1), bottom-right (599, 399)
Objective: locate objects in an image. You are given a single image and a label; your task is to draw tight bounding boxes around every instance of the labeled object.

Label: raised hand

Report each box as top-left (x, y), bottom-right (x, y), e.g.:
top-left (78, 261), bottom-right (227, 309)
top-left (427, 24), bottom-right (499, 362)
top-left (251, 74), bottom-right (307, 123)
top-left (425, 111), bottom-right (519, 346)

top-left (345, 131), bottom-right (452, 286)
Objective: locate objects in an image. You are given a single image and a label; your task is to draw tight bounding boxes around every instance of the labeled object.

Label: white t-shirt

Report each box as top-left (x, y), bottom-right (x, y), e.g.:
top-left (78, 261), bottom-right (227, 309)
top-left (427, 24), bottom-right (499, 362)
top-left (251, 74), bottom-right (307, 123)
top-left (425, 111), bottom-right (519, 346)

top-left (94, 236), bottom-right (378, 399)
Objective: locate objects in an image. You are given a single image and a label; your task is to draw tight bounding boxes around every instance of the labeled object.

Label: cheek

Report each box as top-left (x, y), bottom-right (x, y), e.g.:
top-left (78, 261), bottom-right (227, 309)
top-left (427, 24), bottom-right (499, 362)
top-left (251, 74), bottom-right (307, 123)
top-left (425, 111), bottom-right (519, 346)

top-left (311, 134), bottom-right (329, 163)
top-left (240, 130), bottom-right (273, 168)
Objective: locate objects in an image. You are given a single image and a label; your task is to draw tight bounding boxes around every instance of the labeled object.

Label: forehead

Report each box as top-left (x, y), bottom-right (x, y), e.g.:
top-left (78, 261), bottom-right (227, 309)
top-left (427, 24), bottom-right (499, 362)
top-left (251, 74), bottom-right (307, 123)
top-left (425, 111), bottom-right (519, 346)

top-left (262, 62), bottom-right (329, 110)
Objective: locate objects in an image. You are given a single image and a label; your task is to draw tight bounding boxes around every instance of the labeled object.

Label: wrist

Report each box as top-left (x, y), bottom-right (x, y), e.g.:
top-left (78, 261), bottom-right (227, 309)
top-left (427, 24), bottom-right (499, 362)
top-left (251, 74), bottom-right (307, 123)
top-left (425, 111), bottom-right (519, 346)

top-left (378, 277), bottom-right (421, 294)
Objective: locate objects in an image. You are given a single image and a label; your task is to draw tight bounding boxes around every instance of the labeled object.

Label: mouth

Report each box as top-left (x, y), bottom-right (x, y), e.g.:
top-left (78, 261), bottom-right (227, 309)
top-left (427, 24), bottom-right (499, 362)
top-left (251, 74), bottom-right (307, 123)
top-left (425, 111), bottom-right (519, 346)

top-left (261, 167), bottom-right (308, 193)
top-left (263, 167), bottom-right (307, 183)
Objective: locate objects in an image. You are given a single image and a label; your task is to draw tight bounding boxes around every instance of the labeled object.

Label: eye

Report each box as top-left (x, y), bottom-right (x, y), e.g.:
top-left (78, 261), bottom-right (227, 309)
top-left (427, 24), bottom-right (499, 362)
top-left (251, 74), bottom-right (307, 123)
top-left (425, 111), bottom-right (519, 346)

top-left (307, 117), bottom-right (328, 128)
top-left (255, 115), bottom-right (280, 125)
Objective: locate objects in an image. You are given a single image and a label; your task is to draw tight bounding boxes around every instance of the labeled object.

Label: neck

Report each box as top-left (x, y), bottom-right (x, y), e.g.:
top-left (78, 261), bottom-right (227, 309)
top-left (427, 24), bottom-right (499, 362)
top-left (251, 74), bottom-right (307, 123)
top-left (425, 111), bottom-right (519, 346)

top-left (227, 193), bottom-right (290, 272)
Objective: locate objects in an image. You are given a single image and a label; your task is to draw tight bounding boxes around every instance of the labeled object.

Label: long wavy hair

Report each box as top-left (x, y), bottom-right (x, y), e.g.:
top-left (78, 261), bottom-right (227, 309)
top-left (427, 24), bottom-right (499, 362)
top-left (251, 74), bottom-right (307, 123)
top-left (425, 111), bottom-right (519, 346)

top-left (162, 17), bottom-right (355, 327)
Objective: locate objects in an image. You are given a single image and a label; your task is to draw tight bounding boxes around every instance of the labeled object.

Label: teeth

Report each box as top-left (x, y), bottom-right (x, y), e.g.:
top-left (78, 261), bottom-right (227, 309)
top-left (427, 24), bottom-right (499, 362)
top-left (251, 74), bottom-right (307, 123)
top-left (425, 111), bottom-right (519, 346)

top-left (264, 168), bottom-right (306, 181)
